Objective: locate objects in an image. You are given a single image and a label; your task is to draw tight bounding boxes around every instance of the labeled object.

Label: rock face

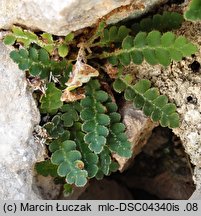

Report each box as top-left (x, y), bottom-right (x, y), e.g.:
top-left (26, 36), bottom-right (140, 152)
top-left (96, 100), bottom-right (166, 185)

top-left (113, 103), bottom-right (157, 171)
top-left (0, 0), bottom-right (167, 36)
top-left (126, 18), bottom-right (201, 196)
top-left (0, 42), bottom-right (46, 199)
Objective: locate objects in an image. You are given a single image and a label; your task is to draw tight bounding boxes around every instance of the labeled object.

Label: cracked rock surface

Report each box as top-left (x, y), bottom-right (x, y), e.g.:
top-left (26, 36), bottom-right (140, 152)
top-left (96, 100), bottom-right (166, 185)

top-left (0, 42), bottom-right (46, 199)
top-left (0, 0), bottom-right (167, 36)
top-left (125, 18), bottom-right (201, 195)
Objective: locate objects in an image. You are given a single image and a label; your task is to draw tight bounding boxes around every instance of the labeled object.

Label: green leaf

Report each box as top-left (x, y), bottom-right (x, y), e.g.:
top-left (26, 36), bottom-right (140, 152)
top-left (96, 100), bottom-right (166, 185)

top-left (40, 83), bottom-right (63, 113)
top-left (106, 31), bottom-right (198, 67)
top-left (38, 48), bottom-right (49, 64)
top-left (161, 32), bottom-right (175, 47)
top-left (58, 44), bottom-right (69, 57)
top-left (65, 33), bottom-right (74, 42)
top-left (41, 33), bottom-right (54, 43)
top-left (11, 26), bottom-right (38, 48)
top-left (184, 0), bottom-right (201, 21)
top-left (122, 36), bottom-right (133, 50)
top-left (130, 50), bottom-right (143, 65)
top-left (117, 26), bottom-right (131, 41)
top-left (113, 79), bottom-right (127, 93)
top-left (133, 32), bottom-right (147, 48)
top-left (12, 26), bottom-right (25, 37)
top-left (114, 78), bottom-right (180, 129)
top-left (155, 48), bottom-right (171, 66)
top-left (104, 97), bottom-right (132, 158)
top-left (132, 12), bottom-right (183, 33)
top-left (80, 79), bottom-right (110, 154)
top-left (97, 147), bottom-right (112, 176)
top-left (49, 131), bottom-right (70, 153)
top-left (146, 31), bottom-right (161, 47)
top-left (109, 26), bottom-right (118, 41)
top-left (133, 79), bottom-right (151, 94)
top-left (143, 48), bottom-right (158, 65)
top-left (35, 160), bottom-right (58, 177)
top-left (9, 47), bottom-right (68, 79)
top-left (63, 184), bottom-right (73, 196)
top-left (61, 104), bottom-right (79, 127)
top-left (72, 128), bottom-right (99, 178)
top-left (99, 25), bottom-right (130, 46)
top-left (3, 35), bottom-right (16, 45)
top-left (51, 140), bottom-right (88, 187)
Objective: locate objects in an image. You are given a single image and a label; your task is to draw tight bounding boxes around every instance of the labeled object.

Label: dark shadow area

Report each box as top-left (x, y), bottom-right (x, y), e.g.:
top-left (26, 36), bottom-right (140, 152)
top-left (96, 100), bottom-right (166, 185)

top-left (79, 127), bottom-right (195, 200)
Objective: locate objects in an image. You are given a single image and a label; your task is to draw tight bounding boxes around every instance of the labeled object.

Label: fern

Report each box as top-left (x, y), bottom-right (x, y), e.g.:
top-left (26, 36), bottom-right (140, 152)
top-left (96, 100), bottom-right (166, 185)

top-left (44, 102), bottom-right (81, 138)
top-left (95, 147), bottom-right (119, 180)
top-left (49, 131), bottom-right (70, 153)
top-left (184, 0), bottom-right (201, 21)
top-left (113, 78), bottom-right (179, 128)
top-left (96, 146), bottom-right (112, 178)
top-left (97, 25), bottom-right (131, 47)
top-left (60, 103), bottom-right (81, 127)
top-left (3, 5), bottom-right (199, 191)
top-left (44, 115), bottom-right (65, 139)
top-left (35, 160), bottom-right (58, 177)
top-left (106, 31), bottom-right (198, 66)
top-left (72, 123), bottom-right (99, 178)
top-left (10, 48), bottom-right (68, 78)
top-left (51, 140), bottom-right (88, 187)
top-left (40, 83), bottom-right (63, 113)
top-left (3, 26), bottom-right (74, 57)
top-left (132, 12), bottom-right (183, 33)
top-left (80, 79), bottom-right (110, 154)
top-left (105, 97), bottom-right (132, 158)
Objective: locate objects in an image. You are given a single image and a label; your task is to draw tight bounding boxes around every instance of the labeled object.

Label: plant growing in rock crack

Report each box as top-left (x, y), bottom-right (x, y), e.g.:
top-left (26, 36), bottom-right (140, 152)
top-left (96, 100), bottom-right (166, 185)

top-left (3, 3), bottom-right (200, 194)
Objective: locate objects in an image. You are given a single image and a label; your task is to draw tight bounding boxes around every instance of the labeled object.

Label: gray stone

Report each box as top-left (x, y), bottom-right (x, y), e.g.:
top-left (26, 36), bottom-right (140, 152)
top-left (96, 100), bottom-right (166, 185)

top-left (0, 0), bottom-right (167, 36)
top-left (0, 42), bottom-right (46, 200)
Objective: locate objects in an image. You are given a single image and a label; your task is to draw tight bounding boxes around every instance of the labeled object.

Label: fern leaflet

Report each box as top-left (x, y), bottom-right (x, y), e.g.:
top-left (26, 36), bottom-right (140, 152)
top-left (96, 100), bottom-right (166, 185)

top-left (113, 78), bottom-right (179, 128)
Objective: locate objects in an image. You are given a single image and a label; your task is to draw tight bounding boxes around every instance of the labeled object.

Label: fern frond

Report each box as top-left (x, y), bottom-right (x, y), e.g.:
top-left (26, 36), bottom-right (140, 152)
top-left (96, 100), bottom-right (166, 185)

top-left (10, 48), bottom-right (68, 78)
top-left (72, 123), bottom-right (99, 178)
top-left (48, 131), bottom-right (70, 153)
top-left (90, 25), bottom-right (130, 47)
top-left (44, 102), bottom-right (80, 138)
top-left (184, 0), bottom-right (201, 21)
top-left (80, 79), bottom-right (110, 154)
top-left (40, 83), bottom-right (63, 113)
top-left (3, 26), bottom-right (73, 57)
top-left (105, 97), bottom-right (132, 158)
top-left (35, 160), bottom-right (58, 177)
top-left (44, 115), bottom-right (65, 139)
top-left (113, 78), bottom-right (179, 128)
top-left (51, 140), bottom-right (88, 187)
top-left (106, 31), bottom-right (198, 66)
top-left (132, 12), bottom-right (183, 33)
top-left (95, 146), bottom-right (111, 179)
top-left (3, 26), bottom-right (39, 48)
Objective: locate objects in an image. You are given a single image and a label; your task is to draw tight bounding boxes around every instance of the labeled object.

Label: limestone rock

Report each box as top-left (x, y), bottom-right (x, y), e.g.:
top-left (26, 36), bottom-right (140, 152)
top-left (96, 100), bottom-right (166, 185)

top-left (190, 167), bottom-right (201, 199)
top-left (0, 42), bottom-right (46, 199)
top-left (0, 0), bottom-right (167, 36)
top-left (113, 103), bottom-right (157, 172)
top-left (125, 19), bottom-right (201, 192)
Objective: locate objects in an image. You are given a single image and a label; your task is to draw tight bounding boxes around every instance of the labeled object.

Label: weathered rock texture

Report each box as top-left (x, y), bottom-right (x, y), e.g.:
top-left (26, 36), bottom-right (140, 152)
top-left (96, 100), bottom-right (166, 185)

top-left (113, 103), bottom-right (157, 171)
top-left (0, 42), bottom-right (46, 199)
top-left (0, 0), bottom-right (167, 36)
top-left (125, 18), bottom-right (201, 194)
